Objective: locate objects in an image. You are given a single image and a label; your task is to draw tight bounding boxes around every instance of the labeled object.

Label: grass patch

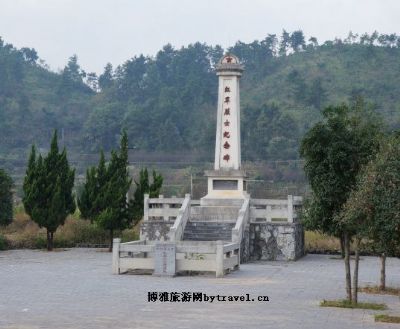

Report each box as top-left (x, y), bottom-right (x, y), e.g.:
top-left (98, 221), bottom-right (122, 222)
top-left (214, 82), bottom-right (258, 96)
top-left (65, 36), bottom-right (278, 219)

top-left (305, 231), bottom-right (380, 255)
top-left (375, 314), bottom-right (400, 324)
top-left (0, 212), bottom-right (139, 249)
top-left (320, 299), bottom-right (387, 310)
top-left (305, 231), bottom-right (341, 254)
top-left (0, 234), bottom-right (9, 250)
top-left (271, 218), bottom-right (288, 222)
top-left (360, 286), bottom-right (400, 296)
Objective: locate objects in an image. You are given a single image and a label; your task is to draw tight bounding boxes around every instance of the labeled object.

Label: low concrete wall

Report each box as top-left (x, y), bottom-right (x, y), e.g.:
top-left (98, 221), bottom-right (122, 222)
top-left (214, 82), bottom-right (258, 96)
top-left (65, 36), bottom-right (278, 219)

top-left (249, 223), bottom-right (304, 261)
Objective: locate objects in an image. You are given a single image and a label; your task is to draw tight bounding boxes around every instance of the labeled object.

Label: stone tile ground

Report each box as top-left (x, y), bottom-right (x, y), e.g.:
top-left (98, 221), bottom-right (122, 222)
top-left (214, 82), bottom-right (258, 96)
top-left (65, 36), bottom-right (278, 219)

top-left (0, 249), bottom-right (399, 329)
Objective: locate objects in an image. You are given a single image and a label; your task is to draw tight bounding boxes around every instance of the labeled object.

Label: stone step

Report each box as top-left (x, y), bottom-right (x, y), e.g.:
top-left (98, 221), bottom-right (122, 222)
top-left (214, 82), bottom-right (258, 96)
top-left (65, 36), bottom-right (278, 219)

top-left (183, 221), bottom-right (235, 242)
top-left (183, 229), bottom-right (233, 233)
top-left (186, 222), bottom-right (236, 226)
top-left (183, 231), bottom-right (233, 236)
top-left (190, 206), bottom-right (240, 222)
top-left (184, 224), bottom-right (235, 229)
top-left (183, 233), bottom-right (232, 238)
top-left (185, 224), bottom-right (234, 227)
top-left (182, 237), bottom-right (231, 242)
top-left (183, 231), bottom-right (232, 235)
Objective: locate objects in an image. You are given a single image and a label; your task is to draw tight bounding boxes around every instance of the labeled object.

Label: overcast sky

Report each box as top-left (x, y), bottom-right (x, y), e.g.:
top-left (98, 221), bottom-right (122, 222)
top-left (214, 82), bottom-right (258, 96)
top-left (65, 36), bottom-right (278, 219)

top-left (1, 0), bottom-right (399, 74)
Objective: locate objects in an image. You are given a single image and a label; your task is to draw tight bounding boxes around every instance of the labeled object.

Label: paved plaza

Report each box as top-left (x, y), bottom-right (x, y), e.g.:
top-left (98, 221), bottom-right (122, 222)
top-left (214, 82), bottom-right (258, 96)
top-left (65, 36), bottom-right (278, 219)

top-left (0, 249), bottom-right (399, 329)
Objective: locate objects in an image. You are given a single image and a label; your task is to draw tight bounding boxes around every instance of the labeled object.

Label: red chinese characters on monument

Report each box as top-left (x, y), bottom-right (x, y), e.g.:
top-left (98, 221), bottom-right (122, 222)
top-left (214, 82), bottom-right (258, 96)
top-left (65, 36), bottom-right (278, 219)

top-left (222, 82), bottom-right (232, 163)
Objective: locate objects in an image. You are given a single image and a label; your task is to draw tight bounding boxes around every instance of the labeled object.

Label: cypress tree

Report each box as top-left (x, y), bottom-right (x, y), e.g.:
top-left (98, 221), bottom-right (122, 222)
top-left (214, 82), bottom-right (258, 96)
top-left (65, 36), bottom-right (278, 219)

top-left (132, 168), bottom-right (163, 223)
top-left (77, 166), bottom-right (97, 222)
top-left (0, 168), bottom-right (13, 226)
top-left (95, 131), bottom-right (134, 251)
top-left (79, 131), bottom-right (134, 251)
top-left (132, 168), bottom-right (149, 222)
top-left (78, 131), bottom-right (163, 250)
top-left (23, 131), bottom-right (75, 250)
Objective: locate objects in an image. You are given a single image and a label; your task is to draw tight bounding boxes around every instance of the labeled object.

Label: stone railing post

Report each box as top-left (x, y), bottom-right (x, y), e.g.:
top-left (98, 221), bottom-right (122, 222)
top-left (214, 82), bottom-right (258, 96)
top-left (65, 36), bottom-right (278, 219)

top-left (112, 238), bottom-right (121, 274)
top-left (143, 194), bottom-right (149, 221)
top-left (216, 240), bottom-right (224, 278)
top-left (169, 194), bottom-right (191, 241)
top-left (158, 195), bottom-right (168, 221)
top-left (287, 195), bottom-right (293, 223)
top-left (266, 204), bottom-right (272, 222)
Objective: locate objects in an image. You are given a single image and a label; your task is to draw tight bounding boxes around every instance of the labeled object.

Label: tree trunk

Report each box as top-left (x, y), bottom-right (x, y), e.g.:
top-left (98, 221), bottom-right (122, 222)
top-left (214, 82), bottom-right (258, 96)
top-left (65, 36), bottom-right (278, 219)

top-left (340, 234), bottom-right (345, 259)
top-left (380, 253), bottom-right (386, 291)
top-left (109, 229), bottom-right (114, 252)
top-left (352, 237), bottom-right (360, 303)
top-left (47, 229), bottom-right (54, 251)
top-left (344, 232), bottom-right (352, 302)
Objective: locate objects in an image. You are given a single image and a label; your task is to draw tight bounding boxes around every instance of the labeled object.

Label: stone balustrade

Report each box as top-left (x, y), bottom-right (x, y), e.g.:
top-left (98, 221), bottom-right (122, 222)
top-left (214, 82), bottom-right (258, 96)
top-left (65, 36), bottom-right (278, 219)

top-left (144, 194), bottom-right (185, 221)
top-left (168, 194), bottom-right (191, 241)
top-left (231, 197), bottom-right (250, 244)
top-left (250, 195), bottom-right (302, 223)
top-left (112, 239), bottom-right (240, 277)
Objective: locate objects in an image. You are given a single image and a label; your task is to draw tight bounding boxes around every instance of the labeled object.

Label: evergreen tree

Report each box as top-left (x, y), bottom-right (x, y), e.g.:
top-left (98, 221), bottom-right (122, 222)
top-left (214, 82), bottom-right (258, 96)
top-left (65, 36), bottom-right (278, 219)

top-left (98, 63), bottom-right (114, 90)
top-left (63, 54), bottom-right (85, 83)
top-left (77, 166), bottom-right (97, 222)
top-left (279, 29), bottom-right (291, 56)
top-left (290, 30), bottom-right (306, 52)
top-left (150, 170), bottom-right (163, 198)
top-left (86, 72), bottom-right (98, 91)
top-left (308, 77), bottom-right (327, 109)
top-left (300, 102), bottom-right (382, 301)
top-left (262, 34), bottom-right (278, 57)
top-left (132, 168), bottom-right (163, 223)
top-left (0, 168), bottom-right (13, 226)
top-left (59, 54), bottom-right (91, 95)
top-left (308, 37), bottom-right (319, 48)
top-left (78, 131), bottom-right (135, 251)
top-left (23, 131), bottom-right (75, 250)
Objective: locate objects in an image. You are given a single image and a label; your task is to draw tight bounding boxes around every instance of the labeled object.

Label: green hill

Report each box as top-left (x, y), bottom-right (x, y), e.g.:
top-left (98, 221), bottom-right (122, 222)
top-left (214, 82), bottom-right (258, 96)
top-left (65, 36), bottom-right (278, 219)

top-left (1, 31), bottom-right (400, 170)
top-left (0, 40), bottom-right (93, 157)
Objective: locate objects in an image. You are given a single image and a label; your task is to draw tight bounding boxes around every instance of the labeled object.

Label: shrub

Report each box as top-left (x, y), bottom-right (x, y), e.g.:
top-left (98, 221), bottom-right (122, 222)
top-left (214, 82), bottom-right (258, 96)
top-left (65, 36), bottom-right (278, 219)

top-left (34, 236), bottom-right (47, 249)
top-left (0, 234), bottom-right (8, 250)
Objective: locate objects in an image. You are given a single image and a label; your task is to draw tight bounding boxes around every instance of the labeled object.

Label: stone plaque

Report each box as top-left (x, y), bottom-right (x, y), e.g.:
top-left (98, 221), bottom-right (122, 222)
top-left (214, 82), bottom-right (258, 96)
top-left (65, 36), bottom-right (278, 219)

top-left (153, 242), bottom-right (176, 276)
top-left (213, 179), bottom-right (238, 190)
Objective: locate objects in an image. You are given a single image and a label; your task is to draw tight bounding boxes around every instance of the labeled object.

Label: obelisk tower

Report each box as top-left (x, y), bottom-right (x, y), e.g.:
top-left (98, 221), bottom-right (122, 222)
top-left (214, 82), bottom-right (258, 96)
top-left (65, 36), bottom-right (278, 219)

top-left (214, 54), bottom-right (243, 170)
top-left (202, 54), bottom-right (247, 205)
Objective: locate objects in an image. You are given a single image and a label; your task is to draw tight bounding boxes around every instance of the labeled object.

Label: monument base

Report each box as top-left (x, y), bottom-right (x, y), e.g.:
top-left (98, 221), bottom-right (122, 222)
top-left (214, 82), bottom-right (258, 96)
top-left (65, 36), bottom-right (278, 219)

top-left (201, 169), bottom-right (248, 206)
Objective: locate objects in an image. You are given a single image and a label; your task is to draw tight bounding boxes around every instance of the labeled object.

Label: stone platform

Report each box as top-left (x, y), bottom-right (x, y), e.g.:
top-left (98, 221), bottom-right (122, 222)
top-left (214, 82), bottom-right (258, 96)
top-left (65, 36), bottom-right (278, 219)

top-left (140, 194), bottom-right (304, 263)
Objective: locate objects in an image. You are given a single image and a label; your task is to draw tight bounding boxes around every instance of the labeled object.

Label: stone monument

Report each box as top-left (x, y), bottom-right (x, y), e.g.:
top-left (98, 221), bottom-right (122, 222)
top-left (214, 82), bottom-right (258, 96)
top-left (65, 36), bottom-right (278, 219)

top-left (202, 54), bottom-right (248, 206)
top-left (119, 53), bottom-right (305, 277)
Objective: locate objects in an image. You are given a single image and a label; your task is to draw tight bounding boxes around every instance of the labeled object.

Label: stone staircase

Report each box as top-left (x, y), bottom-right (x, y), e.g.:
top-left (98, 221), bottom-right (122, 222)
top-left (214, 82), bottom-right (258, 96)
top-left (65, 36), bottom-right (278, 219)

top-left (183, 221), bottom-right (235, 241)
top-left (190, 206), bottom-right (240, 222)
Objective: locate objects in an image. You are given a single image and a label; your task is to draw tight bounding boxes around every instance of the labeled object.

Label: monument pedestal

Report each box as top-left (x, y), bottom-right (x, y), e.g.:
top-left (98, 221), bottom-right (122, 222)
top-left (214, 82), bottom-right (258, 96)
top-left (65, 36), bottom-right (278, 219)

top-left (200, 169), bottom-right (248, 206)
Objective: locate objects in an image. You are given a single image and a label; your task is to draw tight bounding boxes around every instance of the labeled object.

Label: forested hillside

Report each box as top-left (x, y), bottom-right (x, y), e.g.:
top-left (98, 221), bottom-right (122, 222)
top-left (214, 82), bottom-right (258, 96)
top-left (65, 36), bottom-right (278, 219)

top-left (0, 40), bottom-right (93, 156)
top-left (1, 31), bottom-right (400, 165)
